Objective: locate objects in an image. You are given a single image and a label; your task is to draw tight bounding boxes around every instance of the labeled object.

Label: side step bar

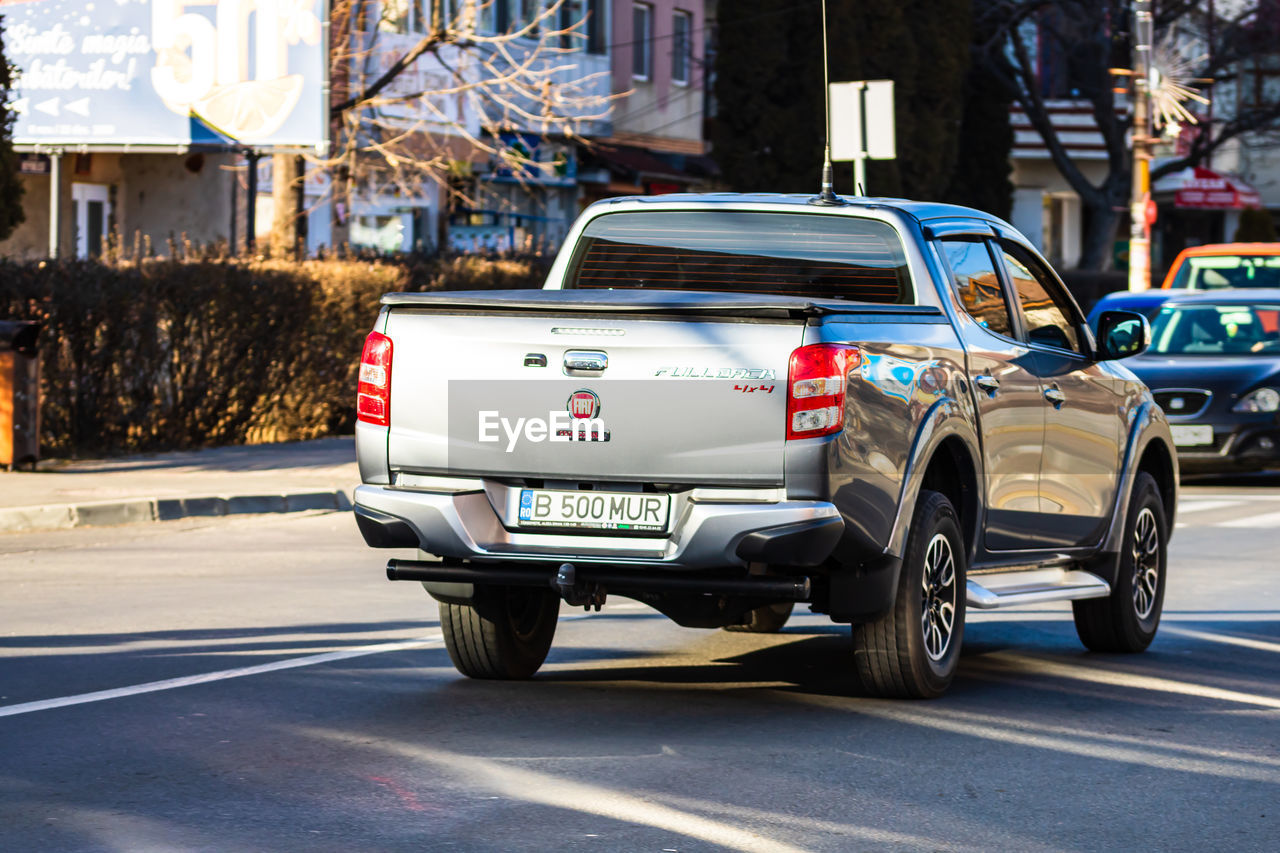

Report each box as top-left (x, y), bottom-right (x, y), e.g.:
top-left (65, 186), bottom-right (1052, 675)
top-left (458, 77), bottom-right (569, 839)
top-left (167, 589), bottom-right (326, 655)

top-left (966, 568), bottom-right (1111, 610)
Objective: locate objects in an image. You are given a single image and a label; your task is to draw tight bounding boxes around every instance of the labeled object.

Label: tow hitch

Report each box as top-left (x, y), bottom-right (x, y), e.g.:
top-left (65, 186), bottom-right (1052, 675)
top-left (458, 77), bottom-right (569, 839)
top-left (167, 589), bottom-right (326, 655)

top-left (553, 562), bottom-right (607, 611)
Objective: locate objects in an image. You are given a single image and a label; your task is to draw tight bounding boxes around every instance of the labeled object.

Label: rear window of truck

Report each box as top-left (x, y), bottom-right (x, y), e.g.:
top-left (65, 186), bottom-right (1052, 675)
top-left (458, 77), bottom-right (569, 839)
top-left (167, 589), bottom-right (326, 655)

top-left (565, 211), bottom-right (912, 303)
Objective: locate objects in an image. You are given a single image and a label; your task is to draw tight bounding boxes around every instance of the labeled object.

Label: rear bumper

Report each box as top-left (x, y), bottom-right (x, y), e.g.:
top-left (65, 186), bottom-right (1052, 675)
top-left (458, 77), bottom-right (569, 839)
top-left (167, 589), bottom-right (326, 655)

top-left (353, 483), bottom-right (843, 569)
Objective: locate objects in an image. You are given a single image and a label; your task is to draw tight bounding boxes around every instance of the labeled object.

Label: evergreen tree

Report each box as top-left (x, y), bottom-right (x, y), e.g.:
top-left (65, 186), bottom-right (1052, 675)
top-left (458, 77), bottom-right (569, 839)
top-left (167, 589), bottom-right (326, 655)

top-left (710, 0), bottom-right (824, 193)
top-left (0, 15), bottom-right (24, 242)
top-left (942, 18), bottom-right (1013, 217)
top-left (711, 0), bottom-right (973, 201)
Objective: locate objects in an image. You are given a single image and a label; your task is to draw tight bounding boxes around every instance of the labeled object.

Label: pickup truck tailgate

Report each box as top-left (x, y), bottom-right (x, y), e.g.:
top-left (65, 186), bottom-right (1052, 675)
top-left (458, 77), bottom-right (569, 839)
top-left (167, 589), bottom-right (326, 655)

top-left (383, 305), bottom-right (805, 485)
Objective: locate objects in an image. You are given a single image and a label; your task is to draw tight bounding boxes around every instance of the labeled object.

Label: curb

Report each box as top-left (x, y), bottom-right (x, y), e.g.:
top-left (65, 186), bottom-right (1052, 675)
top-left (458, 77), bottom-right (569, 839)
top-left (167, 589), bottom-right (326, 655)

top-left (0, 490), bottom-right (353, 534)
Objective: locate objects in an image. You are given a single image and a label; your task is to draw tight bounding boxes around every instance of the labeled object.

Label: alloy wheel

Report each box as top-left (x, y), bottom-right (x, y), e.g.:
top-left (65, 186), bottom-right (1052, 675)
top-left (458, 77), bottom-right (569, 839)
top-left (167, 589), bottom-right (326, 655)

top-left (920, 533), bottom-right (958, 661)
top-left (1131, 507), bottom-right (1161, 620)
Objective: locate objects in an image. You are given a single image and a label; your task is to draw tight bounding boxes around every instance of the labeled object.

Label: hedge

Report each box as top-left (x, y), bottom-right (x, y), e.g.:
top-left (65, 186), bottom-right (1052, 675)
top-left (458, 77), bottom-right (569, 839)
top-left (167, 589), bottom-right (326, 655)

top-left (0, 255), bottom-right (547, 457)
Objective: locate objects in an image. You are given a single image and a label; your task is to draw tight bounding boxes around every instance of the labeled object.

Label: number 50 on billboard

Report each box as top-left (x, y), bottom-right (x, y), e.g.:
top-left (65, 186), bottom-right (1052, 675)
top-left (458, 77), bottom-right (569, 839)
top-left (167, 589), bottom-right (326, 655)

top-left (4, 0), bottom-right (327, 149)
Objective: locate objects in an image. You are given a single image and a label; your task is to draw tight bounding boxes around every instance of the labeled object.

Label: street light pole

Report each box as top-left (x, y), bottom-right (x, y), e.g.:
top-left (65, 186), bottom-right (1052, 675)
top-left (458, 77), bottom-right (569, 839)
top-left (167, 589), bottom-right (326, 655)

top-left (1129, 0), bottom-right (1154, 291)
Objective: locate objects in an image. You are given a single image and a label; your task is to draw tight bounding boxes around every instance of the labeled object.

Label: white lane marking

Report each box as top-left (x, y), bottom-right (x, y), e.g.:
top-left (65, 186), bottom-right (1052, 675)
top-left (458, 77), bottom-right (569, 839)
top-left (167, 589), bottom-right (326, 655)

top-left (1175, 499), bottom-right (1245, 514)
top-left (0, 636), bottom-right (444, 719)
top-left (305, 728), bottom-right (816, 853)
top-left (781, 696), bottom-right (1280, 784)
top-left (1217, 510), bottom-right (1280, 529)
top-left (1163, 625), bottom-right (1280, 654)
top-left (0, 610), bottom-right (603, 720)
top-left (986, 652), bottom-right (1280, 710)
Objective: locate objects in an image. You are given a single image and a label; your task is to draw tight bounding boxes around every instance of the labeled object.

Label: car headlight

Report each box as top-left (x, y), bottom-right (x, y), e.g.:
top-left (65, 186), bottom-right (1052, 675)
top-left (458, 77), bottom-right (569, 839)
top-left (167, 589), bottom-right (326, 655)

top-left (1233, 387), bottom-right (1280, 413)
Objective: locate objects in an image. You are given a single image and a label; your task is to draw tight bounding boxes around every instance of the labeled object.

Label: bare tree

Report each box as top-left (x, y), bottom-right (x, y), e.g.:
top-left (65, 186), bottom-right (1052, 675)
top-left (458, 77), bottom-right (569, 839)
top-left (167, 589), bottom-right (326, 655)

top-left (976, 0), bottom-right (1280, 270)
top-left (285, 1), bottom-right (614, 253)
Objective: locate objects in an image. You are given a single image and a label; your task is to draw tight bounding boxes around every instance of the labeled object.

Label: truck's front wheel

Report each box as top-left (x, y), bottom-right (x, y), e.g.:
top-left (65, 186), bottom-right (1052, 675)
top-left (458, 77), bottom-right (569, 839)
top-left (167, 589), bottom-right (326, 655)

top-left (439, 585), bottom-right (560, 679)
top-left (852, 490), bottom-right (966, 698)
top-left (1072, 471), bottom-right (1167, 653)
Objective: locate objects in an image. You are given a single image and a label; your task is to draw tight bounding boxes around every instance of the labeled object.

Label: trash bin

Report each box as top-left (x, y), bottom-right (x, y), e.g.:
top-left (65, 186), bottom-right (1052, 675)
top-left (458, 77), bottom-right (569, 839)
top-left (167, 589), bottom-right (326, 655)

top-left (0, 321), bottom-right (41, 470)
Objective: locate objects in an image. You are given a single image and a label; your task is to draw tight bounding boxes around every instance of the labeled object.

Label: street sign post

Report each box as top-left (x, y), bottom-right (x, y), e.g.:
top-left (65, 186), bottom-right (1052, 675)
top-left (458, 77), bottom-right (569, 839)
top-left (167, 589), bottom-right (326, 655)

top-left (829, 80), bottom-right (896, 196)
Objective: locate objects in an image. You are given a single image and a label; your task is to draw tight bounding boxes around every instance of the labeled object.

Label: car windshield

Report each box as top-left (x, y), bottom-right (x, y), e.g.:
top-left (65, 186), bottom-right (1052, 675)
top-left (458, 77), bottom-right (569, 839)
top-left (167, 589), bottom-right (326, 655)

top-left (564, 211), bottom-right (913, 303)
top-left (1149, 303), bottom-right (1280, 354)
top-left (1169, 254), bottom-right (1280, 289)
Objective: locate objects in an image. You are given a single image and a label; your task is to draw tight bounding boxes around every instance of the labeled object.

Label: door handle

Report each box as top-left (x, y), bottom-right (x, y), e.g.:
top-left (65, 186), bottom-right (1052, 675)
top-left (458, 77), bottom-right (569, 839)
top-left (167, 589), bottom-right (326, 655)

top-left (564, 350), bottom-right (608, 372)
top-left (1044, 387), bottom-right (1066, 406)
top-left (973, 375), bottom-right (1000, 394)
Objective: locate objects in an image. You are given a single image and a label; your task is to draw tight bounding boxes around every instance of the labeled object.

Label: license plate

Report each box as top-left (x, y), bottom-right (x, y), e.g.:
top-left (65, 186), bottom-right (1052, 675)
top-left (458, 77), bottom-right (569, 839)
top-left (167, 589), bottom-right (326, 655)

top-left (517, 489), bottom-right (670, 532)
top-left (1170, 424), bottom-right (1213, 447)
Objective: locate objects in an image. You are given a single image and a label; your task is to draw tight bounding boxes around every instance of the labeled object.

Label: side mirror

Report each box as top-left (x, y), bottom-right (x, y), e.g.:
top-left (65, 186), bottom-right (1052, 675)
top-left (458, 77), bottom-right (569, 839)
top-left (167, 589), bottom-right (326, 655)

top-left (1095, 310), bottom-right (1150, 360)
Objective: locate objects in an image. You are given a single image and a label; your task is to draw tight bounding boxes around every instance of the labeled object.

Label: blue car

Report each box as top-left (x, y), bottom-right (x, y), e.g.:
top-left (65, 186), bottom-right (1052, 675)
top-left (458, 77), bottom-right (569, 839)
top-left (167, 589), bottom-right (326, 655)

top-left (1087, 288), bottom-right (1176, 326)
top-left (1106, 289), bottom-right (1280, 472)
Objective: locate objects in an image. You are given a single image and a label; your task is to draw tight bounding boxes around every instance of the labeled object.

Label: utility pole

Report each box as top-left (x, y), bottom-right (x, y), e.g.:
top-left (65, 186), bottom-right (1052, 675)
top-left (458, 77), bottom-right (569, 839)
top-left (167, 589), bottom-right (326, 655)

top-left (1129, 0), bottom-right (1154, 291)
top-left (1206, 0), bottom-right (1214, 169)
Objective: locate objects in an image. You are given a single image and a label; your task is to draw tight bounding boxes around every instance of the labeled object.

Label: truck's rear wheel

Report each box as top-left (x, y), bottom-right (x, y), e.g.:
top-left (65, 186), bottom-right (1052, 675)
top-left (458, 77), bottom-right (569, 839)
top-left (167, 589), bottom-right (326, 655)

top-left (438, 585), bottom-right (560, 679)
top-left (723, 602), bottom-right (794, 633)
top-left (1073, 472), bottom-right (1167, 653)
top-left (852, 490), bottom-right (965, 699)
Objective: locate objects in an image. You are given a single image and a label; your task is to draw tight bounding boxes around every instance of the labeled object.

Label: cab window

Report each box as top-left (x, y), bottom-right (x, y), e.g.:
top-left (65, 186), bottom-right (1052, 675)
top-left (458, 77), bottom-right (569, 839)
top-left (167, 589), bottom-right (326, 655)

top-left (1000, 246), bottom-right (1081, 353)
top-left (941, 239), bottom-right (1015, 338)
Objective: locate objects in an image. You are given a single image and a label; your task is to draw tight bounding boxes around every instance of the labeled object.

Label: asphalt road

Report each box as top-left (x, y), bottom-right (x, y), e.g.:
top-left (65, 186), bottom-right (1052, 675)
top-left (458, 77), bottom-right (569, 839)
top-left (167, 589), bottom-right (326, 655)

top-left (1, 482), bottom-right (1278, 852)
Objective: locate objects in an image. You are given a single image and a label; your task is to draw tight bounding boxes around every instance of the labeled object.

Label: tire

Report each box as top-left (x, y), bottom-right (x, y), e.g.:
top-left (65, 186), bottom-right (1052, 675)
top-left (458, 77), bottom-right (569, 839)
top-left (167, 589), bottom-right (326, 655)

top-left (724, 602), bottom-right (794, 633)
top-left (439, 585), bottom-right (560, 679)
top-left (852, 490), bottom-right (966, 699)
top-left (1073, 472), bottom-right (1167, 653)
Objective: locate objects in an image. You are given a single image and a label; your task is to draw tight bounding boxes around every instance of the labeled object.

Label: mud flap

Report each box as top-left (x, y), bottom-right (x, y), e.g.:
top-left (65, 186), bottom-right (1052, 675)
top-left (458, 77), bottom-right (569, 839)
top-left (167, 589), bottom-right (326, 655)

top-left (826, 555), bottom-right (903, 623)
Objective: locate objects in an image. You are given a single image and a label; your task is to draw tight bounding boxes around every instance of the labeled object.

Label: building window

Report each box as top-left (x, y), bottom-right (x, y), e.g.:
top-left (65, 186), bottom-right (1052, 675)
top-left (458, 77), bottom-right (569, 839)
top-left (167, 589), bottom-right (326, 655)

top-left (492, 0), bottom-right (511, 33)
top-left (586, 0), bottom-right (607, 54)
top-left (378, 0), bottom-right (411, 33)
top-left (489, 0), bottom-right (541, 36)
top-left (522, 0), bottom-right (542, 34)
top-left (560, 0), bottom-right (585, 50)
top-left (379, 1), bottom-right (443, 34)
top-left (1240, 59), bottom-right (1280, 111)
top-left (672, 10), bottom-right (692, 85)
top-left (632, 3), bottom-right (653, 81)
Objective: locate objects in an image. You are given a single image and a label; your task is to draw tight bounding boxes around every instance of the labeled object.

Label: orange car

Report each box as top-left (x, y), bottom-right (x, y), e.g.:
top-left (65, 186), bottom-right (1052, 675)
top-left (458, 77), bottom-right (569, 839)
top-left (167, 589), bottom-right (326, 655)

top-left (1162, 243), bottom-right (1280, 290)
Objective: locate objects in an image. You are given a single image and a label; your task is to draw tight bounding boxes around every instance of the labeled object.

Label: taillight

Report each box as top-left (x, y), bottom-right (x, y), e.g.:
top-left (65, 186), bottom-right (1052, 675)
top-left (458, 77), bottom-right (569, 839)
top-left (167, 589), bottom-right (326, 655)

top-left (786, 344), bottom-right (860, 440)
top-left (357, 331), bottom-right (393, 427)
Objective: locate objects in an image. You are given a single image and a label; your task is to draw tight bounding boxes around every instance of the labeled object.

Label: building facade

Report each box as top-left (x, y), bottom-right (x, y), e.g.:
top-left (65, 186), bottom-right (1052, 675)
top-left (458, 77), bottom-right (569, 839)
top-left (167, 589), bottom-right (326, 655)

top-left (575, 0), bottom-right (711, 204)
top-left (1010, 4), bottom-right (1280, 276)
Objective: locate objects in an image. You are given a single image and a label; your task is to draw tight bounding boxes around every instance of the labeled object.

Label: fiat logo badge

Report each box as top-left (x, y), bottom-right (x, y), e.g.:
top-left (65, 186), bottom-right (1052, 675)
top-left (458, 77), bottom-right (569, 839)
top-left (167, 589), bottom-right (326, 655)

top-left (567, 389), bottom-right (601, 419)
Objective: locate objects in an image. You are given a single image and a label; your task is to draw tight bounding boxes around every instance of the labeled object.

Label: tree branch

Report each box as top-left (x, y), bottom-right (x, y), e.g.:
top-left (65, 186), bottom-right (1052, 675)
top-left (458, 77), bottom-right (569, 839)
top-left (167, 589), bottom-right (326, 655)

top-left (331, 30), bottom-right (450, 118)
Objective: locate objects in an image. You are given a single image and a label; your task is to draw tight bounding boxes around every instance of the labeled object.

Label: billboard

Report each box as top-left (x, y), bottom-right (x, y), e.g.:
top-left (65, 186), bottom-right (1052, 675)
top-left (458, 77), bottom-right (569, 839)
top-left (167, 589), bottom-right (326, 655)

top-left (2, 0), bottom-right (327, 149)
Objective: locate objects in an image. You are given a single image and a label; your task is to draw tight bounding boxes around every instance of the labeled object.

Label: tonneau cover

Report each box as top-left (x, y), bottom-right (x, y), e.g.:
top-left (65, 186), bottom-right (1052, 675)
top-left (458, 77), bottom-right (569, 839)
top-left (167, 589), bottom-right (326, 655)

top-left (380, 288), bottom-right (944, 319)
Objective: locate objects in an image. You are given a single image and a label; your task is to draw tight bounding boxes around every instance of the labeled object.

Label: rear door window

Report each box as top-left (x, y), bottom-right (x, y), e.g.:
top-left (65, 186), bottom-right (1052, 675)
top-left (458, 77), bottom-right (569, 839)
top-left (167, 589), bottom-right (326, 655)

top-left (565, 211), bottom-right (913, 303)
top-left (940, 239), bottom-right (1015, 338)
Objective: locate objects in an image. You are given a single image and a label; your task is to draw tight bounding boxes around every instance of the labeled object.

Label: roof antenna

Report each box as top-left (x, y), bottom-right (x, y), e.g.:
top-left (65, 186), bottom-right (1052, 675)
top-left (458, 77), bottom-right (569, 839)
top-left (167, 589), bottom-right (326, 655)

top-left (811, 0), bottom-right (842, 206)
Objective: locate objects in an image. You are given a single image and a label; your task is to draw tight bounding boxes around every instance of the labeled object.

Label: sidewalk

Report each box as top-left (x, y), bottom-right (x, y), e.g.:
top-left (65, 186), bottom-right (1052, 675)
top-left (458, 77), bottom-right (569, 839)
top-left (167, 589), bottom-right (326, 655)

top-left (0, 438), bottom-right (359, 533)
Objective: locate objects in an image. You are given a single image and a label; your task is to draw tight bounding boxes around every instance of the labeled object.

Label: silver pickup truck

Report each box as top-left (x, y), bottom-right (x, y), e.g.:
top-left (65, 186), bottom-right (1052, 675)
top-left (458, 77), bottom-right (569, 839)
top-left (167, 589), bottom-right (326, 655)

top-left (353, 193), bottom-right (1177, 698)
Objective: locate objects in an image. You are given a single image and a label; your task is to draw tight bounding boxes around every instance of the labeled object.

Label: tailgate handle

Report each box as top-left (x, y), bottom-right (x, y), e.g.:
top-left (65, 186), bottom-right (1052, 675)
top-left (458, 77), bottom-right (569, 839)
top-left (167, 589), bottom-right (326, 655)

top-left (565, 350), bottom-right (608, 372)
